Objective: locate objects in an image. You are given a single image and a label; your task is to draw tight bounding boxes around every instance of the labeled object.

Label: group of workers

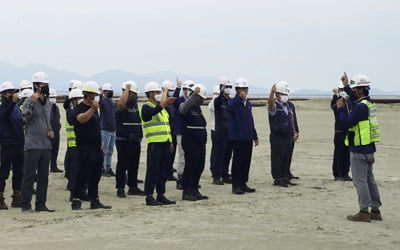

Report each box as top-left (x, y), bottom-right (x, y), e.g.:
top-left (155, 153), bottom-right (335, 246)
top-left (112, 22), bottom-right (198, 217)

top-left (0, 71), bottom-right (382, 222)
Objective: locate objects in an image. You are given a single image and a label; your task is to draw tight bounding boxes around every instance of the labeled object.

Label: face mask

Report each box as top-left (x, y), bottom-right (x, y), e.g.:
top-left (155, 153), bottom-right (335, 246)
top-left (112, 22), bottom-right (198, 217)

top-left (128, 94), bottom-right (138, 104)
top-left (40, 85), bottom-right (50, 96)
top-left (94, 96), bottom-right (100, 102)
top-left (280, 95), bottom-right (289, 103)
top-left (223, 88), bottom-right (231, 95)
top-left (105, 92), bottom-right (113, 98)
top-left (154, 94), bottom-right (162, 102)
top-left (49, 98), bottom-right (57, 104)
top-left (339, 91), bottom-right (349, 100)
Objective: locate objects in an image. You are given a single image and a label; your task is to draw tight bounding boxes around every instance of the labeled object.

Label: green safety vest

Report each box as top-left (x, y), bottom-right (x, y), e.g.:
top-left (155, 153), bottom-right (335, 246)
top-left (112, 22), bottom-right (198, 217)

top-left (140, 101), bottom-right (172, 143)
top-left (345, 99), bottom-right (380, 146)
top-left (65, 117), bottom-right (77, 147)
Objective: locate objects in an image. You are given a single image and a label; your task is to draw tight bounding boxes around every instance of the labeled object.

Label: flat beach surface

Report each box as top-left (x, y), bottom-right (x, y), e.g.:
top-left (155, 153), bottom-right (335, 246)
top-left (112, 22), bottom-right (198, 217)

top-left (0, 99), bottom-right (399, 250)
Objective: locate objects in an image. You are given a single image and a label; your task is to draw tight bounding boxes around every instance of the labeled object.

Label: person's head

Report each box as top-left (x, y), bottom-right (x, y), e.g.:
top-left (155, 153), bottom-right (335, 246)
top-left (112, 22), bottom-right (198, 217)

top-left (191, 84), bottom-right (207, 105)
top-left (275, 81), bottom-right (290, 103)
top-left (49, 88), bottom-right (57, 104)
top-left (31, 72), bottom-right (51, 97)
top-left (122, 81), bottom-right (139, 104)
top-left (68, 89), bottom-right (84, 107)
top-left (102, 83), bottom-right (114, 99)
top-left (162, 80), bottom-right (176, 97)
top-left (182, 80), bottom-right (195, 98)
top-left (234, 78), bottom-right (249, 96)
top-left (0, 81), bottom-right (19, 101)
top-left (350, 74), bottom-right (370, 98)
top-left (82, 81), bottom-right (100, 103)
top-left (19, 80), bottom-right (33, 91)
top-left (218, 76), bottom-right (232, 96)
top-left (144, 81), bottom-right (162, 102)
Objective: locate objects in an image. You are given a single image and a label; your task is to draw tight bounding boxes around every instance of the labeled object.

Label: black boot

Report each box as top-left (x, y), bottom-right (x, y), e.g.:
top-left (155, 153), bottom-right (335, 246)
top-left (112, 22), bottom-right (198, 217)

top-left (232, 185), bottom-right (245, 195)
top-left (145, 195), bottom-right (163, 206)
top-left (241, 183), bottom-right (256, 192)
top-left (127, 187), bottom-right (146, 196)
top-left (182, 190), bottom-right (197, 201)
top-left (117, 188), bottom-right (126, 198)
top-left (35, 202), bottom-right (55, 212)
top-left (193, 189), bottom-right (208, 200)
top-left (11, 191), bottom-right (21, 208)
top-left (156, 194), bottom-right (176, 205)
top-left (90, 199), bottom-right (112, 209)
top-left (71, 199), bottom-right (82, 210)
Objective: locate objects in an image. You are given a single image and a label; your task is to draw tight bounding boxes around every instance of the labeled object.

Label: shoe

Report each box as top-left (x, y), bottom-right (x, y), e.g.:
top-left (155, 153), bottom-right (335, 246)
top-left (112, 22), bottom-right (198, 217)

top-left (222, 175), bottom-right (232, 184)
top-left (117, 188), bottom-right (126, 198)
top-left (35, 205), bottom-right (55, 212)
top-left (284, 180), bottom-right (298, 186)
top-left (182, 190), bottom-right (197, 201)
top-left (232, 186), bottom-right (245, 195)
top-left (176, 180), bottom-right (183, 190)
top-left (334, 176), bottom-right (345, 181)
top-left (21, 205), bottom-right (33, 212)
top-left (146, 195), bottom-right (163, 206)
top-left (156, 194), bottom-right (176, 205)
top-left (193, 190), bottom-right (208, 200)
top-left (107, 169), bottom-right (116, 177)
top-left (127, 187), bottom-right (146, 196)
top-left (90, 199), bottom-right (112, 209)
top-left (101, 169), bottom-right (110, 177)
top-left (369, 211), bottom-right (382, 221)
top-left (347, 211), bottom-right (371, 222)
top-left (274, 179), bottom-right (288, 187)
top-left (343, 175), bottom-right (353, 181)
top-left (50, 167), bottom-right (63, 173)
top-left (71, 199), bottom-right (82, 210)
top-left (167, 175), bottom-right (178, 181)
top-left (289, 174), bottom-right (299, 180)
top-left (11, 191), bottom-right (21, 208)
top-left (241, 183), bottom-right (256, 192)
top-left (212, 178), bottom-right (224, 185)
top-left (137, 179), bottom-right (144, 184)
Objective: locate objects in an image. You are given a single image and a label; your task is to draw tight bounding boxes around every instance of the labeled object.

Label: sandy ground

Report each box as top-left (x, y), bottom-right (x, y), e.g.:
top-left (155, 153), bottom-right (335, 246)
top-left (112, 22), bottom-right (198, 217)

top-left (0, 99), bottom-right (399, 250)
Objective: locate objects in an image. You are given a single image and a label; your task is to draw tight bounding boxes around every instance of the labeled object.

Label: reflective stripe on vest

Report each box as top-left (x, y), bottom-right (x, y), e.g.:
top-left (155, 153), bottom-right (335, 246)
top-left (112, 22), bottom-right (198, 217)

top-left (345, 99), bottom-right (380, 146)
top-left (65, 118), bottom-right (77, 147)
top-left (140, 102), bottom-right (172, 143)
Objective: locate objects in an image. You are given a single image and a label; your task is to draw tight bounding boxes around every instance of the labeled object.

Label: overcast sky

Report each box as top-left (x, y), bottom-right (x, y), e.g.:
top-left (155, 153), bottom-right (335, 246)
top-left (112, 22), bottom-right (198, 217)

top-left (1, 0), bottom-right (399, 91)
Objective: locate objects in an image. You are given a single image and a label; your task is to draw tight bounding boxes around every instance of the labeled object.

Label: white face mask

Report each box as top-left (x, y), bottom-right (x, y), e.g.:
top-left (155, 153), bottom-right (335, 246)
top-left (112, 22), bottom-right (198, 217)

top-left (339, 91), bottom-right (349, 100)
top-left (49, 98), bottom-right (57, 104)
top-left (280, 95), bottom-right (289, 103)
top-left (94, 96), bottom-right (100, 102)
top-left (154, 94), bottom-right (162, 102)
top-left (223, 88), bottom-right (231, 95)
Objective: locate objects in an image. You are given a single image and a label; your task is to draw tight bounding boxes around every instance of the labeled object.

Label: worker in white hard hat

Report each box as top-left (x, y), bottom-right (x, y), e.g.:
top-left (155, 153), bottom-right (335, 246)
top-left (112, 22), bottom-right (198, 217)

top-left (19, 80), bottom-right (33, 92)
top-left (209, 77), bottom-right (233, 185)
top-left (70, 81), bottom-right (111, 210)
top-left (0, 81), bottom-right (23, 209)
top-left (99, 83), bottom-right (116, 177)
top-left (227, 78), bottom-right (258, 194)
top-left (330, 81), bottom-right (351, 181)
top-left (64, 80), bottom-right (83, 111)
top-left (48, 89), bottom-right (63, 173)
top-left (267, 81), bottom-right (299, 187)
top-left (114, 81), bottom-right (145, 198)
top-left (20, 72), bottom-right (55, 212)
top-left (140, 81), bottom-right (176, 206)
top-left (208, 84), bottom-right (220, 183)
top-left (337, 72), bottom-right (382, 222)
top-left (179, 84), bottom-right (209, 201)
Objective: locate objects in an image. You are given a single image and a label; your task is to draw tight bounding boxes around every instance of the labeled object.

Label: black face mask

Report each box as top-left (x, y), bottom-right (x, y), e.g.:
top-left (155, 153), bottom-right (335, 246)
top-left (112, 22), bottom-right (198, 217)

top-left (105, 92), bottom-right (113, 98)
top-left (40, 85), bottom-right (50, 96)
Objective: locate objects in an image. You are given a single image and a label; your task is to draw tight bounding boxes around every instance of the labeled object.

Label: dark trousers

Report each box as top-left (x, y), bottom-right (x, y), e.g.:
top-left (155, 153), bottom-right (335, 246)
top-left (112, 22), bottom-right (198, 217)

top-left (144, 142), bottom-right (170, 195)
top-left (0, 144), bottom-right (24, 192)
top-left (332, 131), bottom-right (350, 177)
top-left (50, 131), bottom-right (60, 169)
top-left (211, 130), bottom-right (231, 178)
top-left (64, 147), bottom-right (80, 191)
top-left (72, 146), bottom-right (103, 200)
top-left (182, 134), bottom-right (206, 190)
top-left (231, 140), bottom-right (253, 186)
top-left (168, 134), bottom-right (177, 176)
top-left (210, 130), bottom-right (217, 176)
top-left (270, 133), bottom-right (292, 180)
top-left (115, 140), bottom-right (141, 189)
top-left (21, 149), bottom-right (50, 208)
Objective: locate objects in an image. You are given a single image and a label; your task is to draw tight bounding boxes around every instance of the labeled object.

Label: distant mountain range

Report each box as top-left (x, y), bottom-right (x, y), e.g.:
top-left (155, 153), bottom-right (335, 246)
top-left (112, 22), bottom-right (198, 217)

top-left (1, 61), bottom-right (399, 97)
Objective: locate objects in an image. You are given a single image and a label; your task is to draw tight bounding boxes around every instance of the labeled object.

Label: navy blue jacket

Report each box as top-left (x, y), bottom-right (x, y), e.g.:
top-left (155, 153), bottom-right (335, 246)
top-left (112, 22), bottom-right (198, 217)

top-left (115, 102), bottom-right (143, 142)
top-left (268, 100), bottom-right (298, 140)
top-left (173, 90), bottom-right (186, 135)
top-left (214, 93), bottom-right (229, 133)
top-left (227, 95), bottom-right (258, 141)
top-left (0, 98), bottom-right (24, 145)
top-left (338, 96), bottom-right (376, 154)
top-left (99, 95), bottom-right (116, 132)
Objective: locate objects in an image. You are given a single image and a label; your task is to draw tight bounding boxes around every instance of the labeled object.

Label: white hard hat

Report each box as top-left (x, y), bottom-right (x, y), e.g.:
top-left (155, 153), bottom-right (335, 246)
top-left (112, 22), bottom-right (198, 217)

top-left (49, 88), bottom-right (57, 97)
top-left (275, 81), bottom-right (290, 95)
top-left (144, 81), bottom-right (162, 93)
top-left (68, 89), bottom-right (84, 100)
top-left (192, 84), bottom-right (207, 99)
top-left (20, 80), bottom-right (33, 90)
top-left (337, 81), bottom-right (344, 89)
top-left (82, 81), bottom-right (100, 94)
top-left (68, 80), bottom-right (77, 88)
top-left (102, 83), bottom-right (113, 91)
top-left (218, 76), bottom-right (231, 86)
top-left (350, 74), bottom-right (371, 88)
top-left (162, 80), bottom-right (176, 91)
top-left (122, 81), bottom-right (139, 94)
top-left (212, 85), bottom-right (220, 95)
top-left (72, 80), bottom-right (83, 90)
top-left (31, 72), bottom-right (50, 84)
top-left (21, 88), bottom-right (33, 98)
top-left (182, 80), bottom-right (195, 89)
top-left (234, 78), bottom-right (249, 88)
top-left (0, 81), bottom-right (19, 93)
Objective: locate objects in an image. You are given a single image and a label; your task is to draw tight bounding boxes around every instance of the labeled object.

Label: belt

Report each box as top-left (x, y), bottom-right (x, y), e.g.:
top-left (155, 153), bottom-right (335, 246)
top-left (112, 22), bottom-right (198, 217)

top-left (186, 126), bottom-right (206, 130)
top-left (122, 123), bottom-right (142, 126)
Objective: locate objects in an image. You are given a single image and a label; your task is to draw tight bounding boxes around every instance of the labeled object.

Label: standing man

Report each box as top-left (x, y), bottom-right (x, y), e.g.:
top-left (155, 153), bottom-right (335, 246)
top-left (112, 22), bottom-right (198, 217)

top-left (140, 81), bottom-right (176, 206)
top-left (331, 82), bottom-right (351, 181)
top-left (267, 81), bottom-right (299, 187)
top-left (0, 82), bottom-right (24, 209)
top-left (70, 81), bottom-right (111, 210)
top-left (100, 83), bottom-right (116, 177)
top-left (208, 84), bottom-right (220, 183)
top-left (179, 84), bottom-right (209, 201)
top-left (115, 81), bottom-right (145, 198)
top-left (337, 74), bottom-right (382, 222)
top-left (49, 88), bottom-right (63, 173)
top-left (20, 72), bottom-right (55, 212)
top-left (228, 78), bottom-right (258, 195)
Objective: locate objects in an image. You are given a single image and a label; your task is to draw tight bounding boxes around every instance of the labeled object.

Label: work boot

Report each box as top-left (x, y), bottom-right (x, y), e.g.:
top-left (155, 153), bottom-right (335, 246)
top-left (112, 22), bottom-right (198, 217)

top-left (11, 190), bottom-right (21, 208)
top-left (0, 193), bottom-right (8, 210)
top-left (71, 199), bottom-right (82, 210)
top-left (182, 190), bottom-right (197, 201)
top-left (50, 167), bottom-right (63, 173)
top-left (284, 179), bottom-right (298, 186)
top-left (156, 194), bottom-right (176, 205)
top-left (274, 179), bottom-right (288, 187)
top-left (222, 175), bottom-right (232, 184)
top-left (117, 188), bottom-right (126, 198)
top-left (35, 203), bottom-right (55, 212)
top-left (289, 173), bottom-right (299, 180)
top-left (21, 204), bottom-right (33, 212)
top-left (145, 195), bottom-right (163, 206)
top-left (343, 174), bottom-right (353, 181)
top-left (241, 183), bottom-right (256, 192)
top-left (127, 187), bottom-right (146, 196)
top-left (232, 186), bottom-right (245, 195)
top-left (347, 211), bottom-right (371, 222)
top-left (334, 176), bottom-right (345, 181)
top-left (107, 169), bottom-right (116, 177)
top-left (370, 211), bottom-right (383, 221)
top-left (90, 199), bottom-right (112, 209)
top-left (212, 178), bottom-right (224, 185)
top-left (193, 189), bottom-right (208, 200)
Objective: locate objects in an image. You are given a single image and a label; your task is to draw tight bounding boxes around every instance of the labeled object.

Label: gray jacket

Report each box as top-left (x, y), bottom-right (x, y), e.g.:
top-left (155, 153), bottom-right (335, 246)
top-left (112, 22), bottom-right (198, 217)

top-left (22, 97), bottom-right (53, 150)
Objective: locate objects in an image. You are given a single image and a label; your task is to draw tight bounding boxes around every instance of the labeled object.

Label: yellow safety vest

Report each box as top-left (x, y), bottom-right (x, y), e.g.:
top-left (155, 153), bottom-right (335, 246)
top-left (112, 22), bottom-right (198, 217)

top-left (140, 101), bottom-right (172, 143)
top-left (345, 99), bottom-right (380, 146)
top-left (65, 118), bottom-right (77, 147)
